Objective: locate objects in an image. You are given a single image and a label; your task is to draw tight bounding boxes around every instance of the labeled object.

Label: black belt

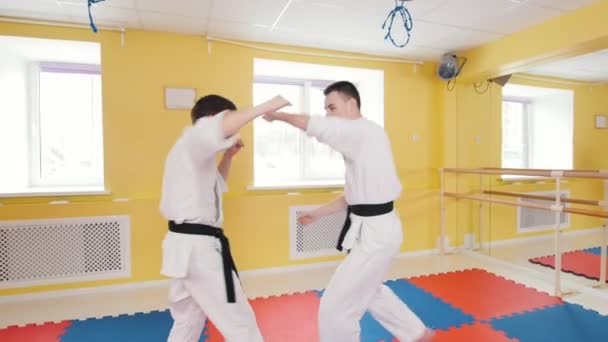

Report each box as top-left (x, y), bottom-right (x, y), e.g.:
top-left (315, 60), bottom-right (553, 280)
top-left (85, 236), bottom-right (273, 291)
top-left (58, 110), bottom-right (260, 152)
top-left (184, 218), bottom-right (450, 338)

top-left (168, 221), bottom-right (239, 303)
top-left (336, 201), bottom-right (394, 251)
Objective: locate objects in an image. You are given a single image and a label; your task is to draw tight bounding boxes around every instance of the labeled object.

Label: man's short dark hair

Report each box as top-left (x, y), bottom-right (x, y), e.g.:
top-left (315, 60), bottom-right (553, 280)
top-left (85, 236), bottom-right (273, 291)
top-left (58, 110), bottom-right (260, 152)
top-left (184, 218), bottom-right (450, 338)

top-left (191, 95), bottom-right (237, 123)
top-left (324, 81), bottom-right (361, 109)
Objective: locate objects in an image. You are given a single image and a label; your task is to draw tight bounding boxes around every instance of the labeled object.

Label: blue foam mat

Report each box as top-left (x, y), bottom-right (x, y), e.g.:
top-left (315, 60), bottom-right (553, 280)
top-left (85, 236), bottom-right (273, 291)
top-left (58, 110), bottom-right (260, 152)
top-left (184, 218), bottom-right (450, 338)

top-left (490, 303), bottom-right (608, 342)
top-left (584, 246), bottom-right (608, 256)
top-left (316, 278), bottom-right (474, 341)
top-left (60, 310), bottom-right (207, 342)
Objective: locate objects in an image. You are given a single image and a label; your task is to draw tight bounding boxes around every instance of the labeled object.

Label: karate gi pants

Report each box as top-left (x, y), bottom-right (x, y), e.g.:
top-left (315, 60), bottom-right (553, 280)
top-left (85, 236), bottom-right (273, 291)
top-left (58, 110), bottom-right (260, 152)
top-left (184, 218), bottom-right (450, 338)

top-left (318, 211), bottom-right (427, 342)
top-left (163, 233), bottom-right (263, 342)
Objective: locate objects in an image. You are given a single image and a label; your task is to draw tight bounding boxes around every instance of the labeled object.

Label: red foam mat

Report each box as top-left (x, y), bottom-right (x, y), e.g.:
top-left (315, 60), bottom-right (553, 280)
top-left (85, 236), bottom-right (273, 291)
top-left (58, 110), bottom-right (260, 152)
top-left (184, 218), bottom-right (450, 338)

top-left (408, 269), bottom-right (562, 320)
top-left (204, 291), bottom-right (320, 342)
top-left (433, 322), bottom-right (517, 342)
top-left (530, 251), bottom-right (608, 282)
top-left (0, 321), bottom-right (71, 342)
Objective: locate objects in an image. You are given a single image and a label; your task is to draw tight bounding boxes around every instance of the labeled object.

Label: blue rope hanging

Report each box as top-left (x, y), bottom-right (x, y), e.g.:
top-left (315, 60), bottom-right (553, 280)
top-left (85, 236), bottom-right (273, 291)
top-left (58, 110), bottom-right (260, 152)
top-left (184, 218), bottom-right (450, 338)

top-left (88, 0), bottom-right (106, 33)
top-left (382, 0), bottom-right (413, 48)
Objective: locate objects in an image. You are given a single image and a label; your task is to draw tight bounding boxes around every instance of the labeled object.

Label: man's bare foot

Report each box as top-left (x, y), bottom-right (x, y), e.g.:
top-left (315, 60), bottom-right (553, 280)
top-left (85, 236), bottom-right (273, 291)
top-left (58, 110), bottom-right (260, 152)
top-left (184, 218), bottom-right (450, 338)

top-left (415, 328), bottom-right (435, 342)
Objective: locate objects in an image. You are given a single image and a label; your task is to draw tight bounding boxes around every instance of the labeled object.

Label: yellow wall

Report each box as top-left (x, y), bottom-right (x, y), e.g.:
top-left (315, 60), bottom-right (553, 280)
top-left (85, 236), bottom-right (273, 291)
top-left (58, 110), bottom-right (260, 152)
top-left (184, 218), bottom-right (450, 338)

top-left (2, 8), bottom-right (608, 295)
top-left (459, 0), bottom-right (608, 82)
top-left (449, 0), bottom-right (608, 230)
top-left (0, 22), bottom-right (440, 295)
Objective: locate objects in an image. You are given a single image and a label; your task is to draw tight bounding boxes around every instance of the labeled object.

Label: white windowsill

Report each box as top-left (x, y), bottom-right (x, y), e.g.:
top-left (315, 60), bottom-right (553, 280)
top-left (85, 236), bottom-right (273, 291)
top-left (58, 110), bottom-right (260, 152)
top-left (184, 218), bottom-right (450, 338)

top-left (247, 182), bottom-right (344, 191)
top-left (0, 187), bottom-right (110, 198)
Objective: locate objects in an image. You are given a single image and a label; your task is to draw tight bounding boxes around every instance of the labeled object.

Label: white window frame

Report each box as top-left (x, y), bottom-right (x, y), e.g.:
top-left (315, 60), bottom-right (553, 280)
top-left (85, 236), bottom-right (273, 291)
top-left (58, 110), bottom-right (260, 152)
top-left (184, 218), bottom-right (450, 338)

top-left (28, 61), bottom-right (104, 189)
top-left (502, 96), bottom-right (532, 169)
top-left (251, 58), bottom-right (384, 190)
top-left (252, 76), bottom-right (344, 189)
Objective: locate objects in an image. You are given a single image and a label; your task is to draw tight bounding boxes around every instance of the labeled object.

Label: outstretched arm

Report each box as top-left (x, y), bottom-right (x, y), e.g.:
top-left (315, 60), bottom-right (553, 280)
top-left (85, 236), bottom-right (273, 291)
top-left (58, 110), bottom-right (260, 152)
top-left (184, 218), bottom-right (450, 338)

top-left (263, 111), bottom-right (310, 131)
top-left (222, 96), bottom-right (290, 138)
top-left (265, 111), bottom-right (359, 158)
top-left (299, 195), bottom-right (348, 225)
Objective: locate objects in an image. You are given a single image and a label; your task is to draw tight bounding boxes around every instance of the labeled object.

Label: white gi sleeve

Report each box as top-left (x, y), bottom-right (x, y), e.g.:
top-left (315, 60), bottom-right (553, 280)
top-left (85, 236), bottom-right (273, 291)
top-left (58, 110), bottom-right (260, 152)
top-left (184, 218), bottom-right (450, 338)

top-left (306, 116), bottom-right (360, 158)
top-left (184, 110), bottom-right (239, 162)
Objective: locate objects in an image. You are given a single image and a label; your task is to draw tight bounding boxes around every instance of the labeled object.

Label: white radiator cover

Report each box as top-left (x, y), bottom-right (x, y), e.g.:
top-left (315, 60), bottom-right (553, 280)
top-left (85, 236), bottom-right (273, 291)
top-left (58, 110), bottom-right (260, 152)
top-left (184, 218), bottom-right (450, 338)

top-left (517, 191), bottom-right (570, 232)
top-left (0, 215), bottom-right (130, 289)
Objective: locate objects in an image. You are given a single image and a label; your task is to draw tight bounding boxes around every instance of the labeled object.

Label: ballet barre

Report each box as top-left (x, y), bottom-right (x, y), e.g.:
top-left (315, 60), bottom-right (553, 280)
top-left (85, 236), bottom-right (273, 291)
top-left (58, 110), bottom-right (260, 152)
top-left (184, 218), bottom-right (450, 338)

top-left (439, 167), bottom-right (608, 297)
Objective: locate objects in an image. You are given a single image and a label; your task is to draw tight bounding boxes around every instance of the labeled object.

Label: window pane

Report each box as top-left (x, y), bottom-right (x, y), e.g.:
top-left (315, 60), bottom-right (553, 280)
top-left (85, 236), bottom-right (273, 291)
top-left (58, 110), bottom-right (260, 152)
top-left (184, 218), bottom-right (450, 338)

top-left (308, 86), bottom-right (326, 117)
top-left (253, 83), bottom-right (304, 186)
top-left (502, 84), bottom-right (574, 171)
top-left (38, 71), bottom-right (103, 184)
top-left (502, 101), bottom-right (527, 168)
top-left (252, 59), bottom-right (384, 188)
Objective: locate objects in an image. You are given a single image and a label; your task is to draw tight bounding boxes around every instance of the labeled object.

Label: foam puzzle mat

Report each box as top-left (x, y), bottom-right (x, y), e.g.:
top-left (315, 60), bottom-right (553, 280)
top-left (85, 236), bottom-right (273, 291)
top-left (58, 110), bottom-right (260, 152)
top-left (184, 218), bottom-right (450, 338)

top-left (530, 246), bottom-right (608, 283)
top-left (2, 268), bottom-right (607, 341)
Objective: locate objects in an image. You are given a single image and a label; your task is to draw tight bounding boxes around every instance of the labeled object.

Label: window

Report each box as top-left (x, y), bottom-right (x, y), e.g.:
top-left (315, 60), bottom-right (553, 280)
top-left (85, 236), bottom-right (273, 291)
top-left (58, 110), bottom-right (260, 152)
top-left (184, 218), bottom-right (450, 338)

top-left (0, 36), bottom-right (104, 196)
top-left (32, 63), bottom-right (104, 187)
top-left (501, 84), bottom-right (573, 175)
top-left (502, 99), bottom-right (530, 168)
top-left (252, 59), bottom-right (384, 188)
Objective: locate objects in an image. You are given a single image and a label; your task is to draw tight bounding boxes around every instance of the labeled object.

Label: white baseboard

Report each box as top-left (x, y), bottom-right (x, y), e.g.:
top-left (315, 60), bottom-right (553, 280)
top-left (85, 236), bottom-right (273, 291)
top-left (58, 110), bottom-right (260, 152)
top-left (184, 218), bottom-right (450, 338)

top-left (240, 248), bottom-right (438, 278)
top-left (6, 226), bottom-right (599, 305)
top-left (395, 248), bottom-right (438, 259)
top-left (240, 260), bottom-right (342, 278)
top-left (0, 248), bottom-right (439, 304)
top-left (2, 225), bottom-right (600, 305)
top-left (0, 279), bottom-right (171, 304)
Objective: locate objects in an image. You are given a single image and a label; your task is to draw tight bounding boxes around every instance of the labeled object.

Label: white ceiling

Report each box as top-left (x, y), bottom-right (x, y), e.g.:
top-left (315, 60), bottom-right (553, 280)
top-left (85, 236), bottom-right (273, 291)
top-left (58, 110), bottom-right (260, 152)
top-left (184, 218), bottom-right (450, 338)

top-left (525, 49), bottom-right (608, 83)
top-left (0, 0), bottom-right (600, 61)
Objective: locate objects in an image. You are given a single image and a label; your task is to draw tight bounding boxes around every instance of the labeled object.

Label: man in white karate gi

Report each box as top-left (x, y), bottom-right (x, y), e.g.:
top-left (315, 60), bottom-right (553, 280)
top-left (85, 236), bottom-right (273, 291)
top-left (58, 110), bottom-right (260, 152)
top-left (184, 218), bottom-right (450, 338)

top-left (160, 94), bottom-right (289, 342)
top-left (263, 81), bottom-right (434, 342)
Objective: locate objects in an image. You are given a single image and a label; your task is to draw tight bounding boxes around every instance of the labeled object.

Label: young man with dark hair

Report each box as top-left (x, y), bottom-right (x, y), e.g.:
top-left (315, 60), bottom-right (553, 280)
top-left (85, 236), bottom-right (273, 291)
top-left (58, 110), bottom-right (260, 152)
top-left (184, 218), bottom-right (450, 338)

top-left (161, 94), bottom-right (289, 342)
top-left (264, 81), bottom-right (433, 342)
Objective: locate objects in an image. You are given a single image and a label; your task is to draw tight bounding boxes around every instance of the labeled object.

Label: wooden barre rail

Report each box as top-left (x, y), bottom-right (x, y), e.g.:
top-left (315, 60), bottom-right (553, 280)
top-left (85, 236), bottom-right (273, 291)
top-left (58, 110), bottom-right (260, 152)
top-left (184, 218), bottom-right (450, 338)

top-left (443, 192), bottom-right (553, 211)
top-left (444, 192), bottom-right (608, 219)
top-left (442, 168), bottom-right (608, 180)
top-left (564, 207), bottom-right (608, 219)
top-left (483, 190), bottom-right (603, 207)
top-left (483, 167), bottom-right (603, 173)
top-left (440, 167), bottom-right (608, 296)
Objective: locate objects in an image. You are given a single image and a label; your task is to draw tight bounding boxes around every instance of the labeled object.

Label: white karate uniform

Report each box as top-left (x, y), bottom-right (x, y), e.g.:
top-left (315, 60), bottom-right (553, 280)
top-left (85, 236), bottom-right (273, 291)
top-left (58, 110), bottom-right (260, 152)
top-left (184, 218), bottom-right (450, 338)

top-left (160, 111), bottom-right (263, 342)
top-left (307, 116), bottom-right (427, 342)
